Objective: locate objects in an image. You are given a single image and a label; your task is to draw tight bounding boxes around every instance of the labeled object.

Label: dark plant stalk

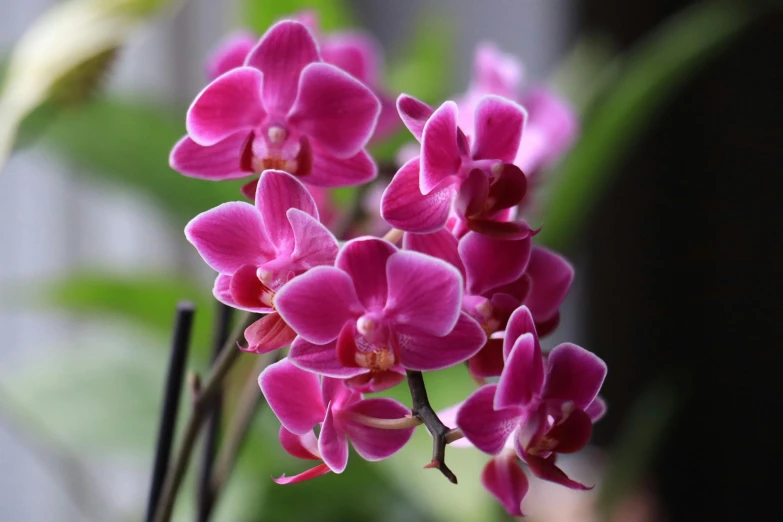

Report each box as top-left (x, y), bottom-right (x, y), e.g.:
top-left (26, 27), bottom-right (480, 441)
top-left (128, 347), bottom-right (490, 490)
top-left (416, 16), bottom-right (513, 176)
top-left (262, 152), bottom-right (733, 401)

top-left (152, 311), bottom-right (259, 522)
top-left (196, 303), bottom-right (233, 522)
top-left (405, 370), bottom-right (458, 484)
top-left (145, 302), bottom-right (195, 522)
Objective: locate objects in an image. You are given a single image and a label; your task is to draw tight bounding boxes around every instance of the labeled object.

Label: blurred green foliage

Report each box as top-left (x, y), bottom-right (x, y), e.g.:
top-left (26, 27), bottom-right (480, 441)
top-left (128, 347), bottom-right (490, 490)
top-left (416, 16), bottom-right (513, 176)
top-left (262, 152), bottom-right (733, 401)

top-left (244, 0), bottom-right (353, 32)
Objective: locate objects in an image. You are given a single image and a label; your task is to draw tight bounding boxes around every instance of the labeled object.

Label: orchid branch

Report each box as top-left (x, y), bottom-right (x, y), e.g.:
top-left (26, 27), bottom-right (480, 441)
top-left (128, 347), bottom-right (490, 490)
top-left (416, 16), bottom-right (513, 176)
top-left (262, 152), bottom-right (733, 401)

top-left (151, 311), bottom-right (260, 522)
top-left (406, 370), bottom-right (459, 484)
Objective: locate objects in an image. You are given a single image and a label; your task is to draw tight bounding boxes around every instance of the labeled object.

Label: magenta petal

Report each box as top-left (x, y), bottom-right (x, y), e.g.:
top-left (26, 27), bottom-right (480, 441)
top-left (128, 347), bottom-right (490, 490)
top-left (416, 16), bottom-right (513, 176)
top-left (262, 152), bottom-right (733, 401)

top-left (503, 305), bottom-right (539, 361)
top-left (320, 32), bottom-right (380, 85)
top-left (486, 163), bottom-right (528, 212)
top-left (289, 337), bottom-right (368, 378)
top-left (397, 312), bottom-right (486, 371)
top-left (481, 453), bottom-right (529, 517)
top-left (212, 274), bottom-right (273, 313)
top-left (337, 237), bottom-right (396, 310)
top-left (543, 343), bottom-right (607, 410)
top-left (495, 333), bottom-right (543, 410)
top-left (460, 232), bottom-right (531, 296)
top-left (467, 338), bottom-right (505, 379)
top-left (279, 426), bottom-right (320, 460)
top-left (344, 369), bottom-right (405, 393)
top-left (255, 169), bottom-right (318, 245)
top-left (245, 20), bottom-right (319, 115)
top-left (547, 408), bottom-right (593, 453)
top-left (381, 157), bottom-right (454, 233)
top-left (259, 359), bottom-right (326, 435)
top-left (472, 95), bottom-right (526, 163)
top-left (318, 404), bottom-right (349, 473)
top-left (185, 202), bottom-right (271, 274)
top-left (307, 148), bottom-right (377, 187)
top-left (397, 94), bottom-right (434, 142)
top-left (287, 209), bottom-right (339, 271)
top-left (243, 313), bottom-right (296, 354)
top-left (468, 219), bottom-right (532, 240)
top-left (524, 453), bottom-right (591, 490)
top-left (229, 264), bottom-right (274, 310)
top-left (516, 88), bottom-right (578, 174)
top-left (403, 229), bottom-right (466, 281)
top-left (186, 67), bottom-right (265, 146)
top-left (273, 462), bottom-right (331, 484)
top-left (456, 384), bottom-right (523, 455)
top-left (169, 134), bottom-right (248, 180)
top-left (524, 247), bottom-right (574, 323)
top-left (420, 101), bottom-right (462, 194)
top-left (288, 63), bottom-right (381, 158)
top-left (343, 398), bottom-right (414, 461)
top-left (275, 266), bottom-right (364, 344)
top-left (473, 42), bottom-right (522, 97)
top-left (207, 32), bottom-right (256, 80)
top-left (585, 396), bottom-right (607, 422)
top-left (385, 250), bottom-right (463, 336)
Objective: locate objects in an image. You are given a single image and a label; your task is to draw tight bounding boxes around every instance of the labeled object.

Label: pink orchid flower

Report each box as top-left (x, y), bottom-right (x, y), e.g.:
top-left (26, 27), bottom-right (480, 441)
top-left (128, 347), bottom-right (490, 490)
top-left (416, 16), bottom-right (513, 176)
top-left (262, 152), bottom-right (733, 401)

top-left (170, 20), bottom-right (381, 188)
top-left (260, 359), bottom-right (414, 477)
top-left (458, 42), bottom-right (577, 177)
top-left (185, 170), bottom-right (338, 353)
top-left (381, 94), bottom-right (532, 238)
top-left (273, 427), bottom-right (331, 484)
top-left (456, 306), bottom-right (606, 489)
top-left (274, 237), bottom-right (487, 391)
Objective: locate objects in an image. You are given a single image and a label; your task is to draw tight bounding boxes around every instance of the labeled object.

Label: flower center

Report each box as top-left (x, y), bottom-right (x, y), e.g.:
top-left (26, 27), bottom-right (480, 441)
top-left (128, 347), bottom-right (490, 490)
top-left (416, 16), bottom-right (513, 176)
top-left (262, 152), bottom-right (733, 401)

top-left (240, 127), bottom-right (314, 177)
top-left (354, 346), bottom-right (396, 372)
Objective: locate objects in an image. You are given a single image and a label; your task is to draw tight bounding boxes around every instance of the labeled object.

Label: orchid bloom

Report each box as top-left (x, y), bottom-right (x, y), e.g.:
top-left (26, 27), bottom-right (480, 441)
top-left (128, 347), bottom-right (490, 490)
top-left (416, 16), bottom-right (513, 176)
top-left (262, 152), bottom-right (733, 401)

top-left (456, 306), bottom-right (607, 489)
top-left (260, 359), bottom-right (414, 478)
top-left (185, 169), bottom-right (338, 353)
top-left (170, 20), bottom-right (381, 188)
top-left (273, 237), bottom-right (487, 391)
top-left (381, 94), bottom-right (532, 238)
top-left (457, 42), bottom-right (578, 180)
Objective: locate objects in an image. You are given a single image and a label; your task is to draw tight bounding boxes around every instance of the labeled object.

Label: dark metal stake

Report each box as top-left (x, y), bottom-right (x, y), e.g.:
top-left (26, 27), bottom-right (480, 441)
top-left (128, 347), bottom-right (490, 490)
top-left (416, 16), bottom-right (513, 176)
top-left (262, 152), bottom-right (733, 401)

top-left (145, 302), bottom-right (196, 522)
top-left (196, 303), bottom-right (233, 522)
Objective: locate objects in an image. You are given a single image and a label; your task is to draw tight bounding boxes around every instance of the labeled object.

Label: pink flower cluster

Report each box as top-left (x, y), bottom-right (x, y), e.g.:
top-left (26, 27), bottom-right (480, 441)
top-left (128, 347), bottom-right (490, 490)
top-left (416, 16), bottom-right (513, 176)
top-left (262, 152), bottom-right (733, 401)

top-left (172, 14), bottom-right (604, 517)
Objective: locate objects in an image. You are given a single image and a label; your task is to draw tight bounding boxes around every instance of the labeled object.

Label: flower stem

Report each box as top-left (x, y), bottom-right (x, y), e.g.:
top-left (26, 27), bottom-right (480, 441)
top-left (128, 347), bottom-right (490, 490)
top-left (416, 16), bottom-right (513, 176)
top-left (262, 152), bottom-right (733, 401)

top-left (405, 370), bottom-right (459, 484)
top-left (152, 311), bottom-right (260, 522)
top-left (145, 302), bottom-right (195, 522)
top-left (350, 412), bottom-right (423, 430)
top-left (382, 228), bottom-right (403, 244)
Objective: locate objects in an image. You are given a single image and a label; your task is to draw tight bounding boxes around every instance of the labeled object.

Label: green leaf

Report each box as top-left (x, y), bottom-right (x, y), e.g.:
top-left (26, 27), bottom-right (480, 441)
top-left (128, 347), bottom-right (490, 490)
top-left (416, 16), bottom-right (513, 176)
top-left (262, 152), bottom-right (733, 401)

top-left (41, 273), bottom-right (216, 357)
top-left (243, 0), bottom-right (354, 32)
top-left (40, 97), bottom-right (245, 226)
top-left (0, 0), bottom-right (180, 170)
top-left (538, 0), bottom-right (757, 250)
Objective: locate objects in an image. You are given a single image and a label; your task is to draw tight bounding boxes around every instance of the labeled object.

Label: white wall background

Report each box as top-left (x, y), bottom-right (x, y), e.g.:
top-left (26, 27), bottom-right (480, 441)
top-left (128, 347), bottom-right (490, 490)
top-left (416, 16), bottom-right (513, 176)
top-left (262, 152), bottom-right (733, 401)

top-left (0, 1), bottom-right (577, 520)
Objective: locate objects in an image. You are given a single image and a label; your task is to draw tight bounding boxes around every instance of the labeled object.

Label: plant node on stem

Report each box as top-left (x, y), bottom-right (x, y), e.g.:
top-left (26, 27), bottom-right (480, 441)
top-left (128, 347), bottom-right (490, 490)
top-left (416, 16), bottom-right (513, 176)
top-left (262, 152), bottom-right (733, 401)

top-left (405, 370), bottom-right (458, 484)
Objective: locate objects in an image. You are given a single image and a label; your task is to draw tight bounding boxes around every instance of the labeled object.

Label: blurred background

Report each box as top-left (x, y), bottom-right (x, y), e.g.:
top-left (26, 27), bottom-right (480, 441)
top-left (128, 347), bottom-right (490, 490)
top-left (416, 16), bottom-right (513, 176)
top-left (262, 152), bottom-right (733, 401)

top-left (0, 0), bottom-right (780, 520)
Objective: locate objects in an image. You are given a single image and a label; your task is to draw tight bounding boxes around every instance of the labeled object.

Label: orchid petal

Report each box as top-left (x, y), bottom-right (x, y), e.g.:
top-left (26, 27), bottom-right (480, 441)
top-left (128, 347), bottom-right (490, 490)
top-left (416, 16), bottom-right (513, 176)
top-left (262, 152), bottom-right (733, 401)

top-left (288, 63), bottom-right (381, 158)
top-left (503, 305), bottom-right (538, 361)
top-left (255, 170), bottom-right (317, 248)
top-left (273, 463), bottom-right (331, 485)
top-left (397, 312), bottom-right (486, 371)
top-left (212, 274), bottom-right (272, 313)
top-left (244, 20), bottom-right (319, 115)
top-left (318, 403), bottom-right (349, 473)
top-left (397, 94), bottom-right (434, 142)
top-left (185, 202), bottom-right (271, 274)
top-left (242, 312), bottom-right (296, 354)
top-left (186, 67), bottom-right (265, 146)
top-left (207, 32), bottom-right (256, 80)
top-left (542, 343), bottom-right (607, 410)
top-left (495, 333), bottom-right (542, 409)
top-left (279, 426), bottom-right (320, 460)
top-left (287, 209), bottom-right (339, 271)
top-left (169, 133), bottom-right (248, 180)
top-left (343, 398), bottom-right (414, 460)
top-left (275, 266), bottom-right (363, 344)
top-left (259, 359), bottom-right (325, 435)
top-left (460, 232), bottom-right (531, 296)
top-left (585, 397), bottom-right (607, 422)
top-left (472, 95), bottom-right (526, 163)
top-left (420, 101), bottom-right (461, 194)
top-left (229, 264), bottom-right (274, 310)
top-left (524, 247), bottom-right (574, 323)
top-left (468, 219), bottom-right (532, 240)
top-left (307, 148), bottom-right (377, 187)
top-left (337, 237), bottom-right (396, 310)
top-left (288, 337), bottom-right (367, 378)
top-left (319, 32), bottom-right (380, 85)
top-left (456, 384), bottom-right (523, 455)
top-left (403, 229), bottom-right (465, 281)
top-left (524, 453), bottom-right (591, 490)
top-left (467, 338), bottom-right (505, 379)
top-left (381, 157), bottom-right (454, 233)
top-left (481, 453), bottom-right (529, 517)
top-left (546, 408), bottom-right (593, 453)
top-left (385, 250), bottom-right (463, 336)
